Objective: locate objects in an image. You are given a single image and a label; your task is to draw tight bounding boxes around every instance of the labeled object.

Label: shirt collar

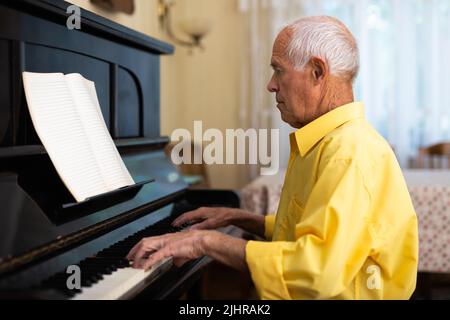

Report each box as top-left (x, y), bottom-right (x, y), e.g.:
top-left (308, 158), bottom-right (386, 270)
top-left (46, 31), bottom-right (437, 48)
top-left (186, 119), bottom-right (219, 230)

top-left (290, 102), bottom-right (365, 157)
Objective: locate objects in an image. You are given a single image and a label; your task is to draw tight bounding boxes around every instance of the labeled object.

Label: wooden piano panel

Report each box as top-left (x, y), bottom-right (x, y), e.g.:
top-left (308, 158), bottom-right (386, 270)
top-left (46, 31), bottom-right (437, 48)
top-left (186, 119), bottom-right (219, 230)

top-left (0, 0), bottom-right (174, 147)
top-left (117, 67), bottom-right (141, 138)
top-left (25, 43), bottom-right (112, 131)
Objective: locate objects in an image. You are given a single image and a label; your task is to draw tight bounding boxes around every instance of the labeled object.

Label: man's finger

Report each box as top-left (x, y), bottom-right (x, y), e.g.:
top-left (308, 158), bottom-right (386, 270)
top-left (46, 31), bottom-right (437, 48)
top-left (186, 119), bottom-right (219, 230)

top-left (172, 209), bottom-right (205, 227)
top-left (126, 241), bottom-right (144, 261)
top-left (188, 220), bottom-right (213, 231)
top-left (173, 257), bottom-right (189, 267)
top-left (126, 241), bottom-right (142, 260)
top-left (142, 249), bottom-right (171, 270)
top-left (131, 239), bottom-right (161, 268)
top-left (132, 247), bottom-right (149, 268)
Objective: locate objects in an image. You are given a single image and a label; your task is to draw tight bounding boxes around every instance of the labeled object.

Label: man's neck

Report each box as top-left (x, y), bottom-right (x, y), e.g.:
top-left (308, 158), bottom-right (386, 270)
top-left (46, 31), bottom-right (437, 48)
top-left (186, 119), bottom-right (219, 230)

top-left (316, 78), bottom-right (354, 118)
top-left (295, 78), bottom-right (355, 129)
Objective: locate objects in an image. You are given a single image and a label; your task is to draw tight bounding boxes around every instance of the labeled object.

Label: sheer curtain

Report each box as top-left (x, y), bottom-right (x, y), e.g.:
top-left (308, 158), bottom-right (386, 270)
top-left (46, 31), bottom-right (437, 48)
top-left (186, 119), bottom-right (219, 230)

top-left (239, 0), bottom-right (450, 174)
top-left (238, 0), bottom-right (303, 179)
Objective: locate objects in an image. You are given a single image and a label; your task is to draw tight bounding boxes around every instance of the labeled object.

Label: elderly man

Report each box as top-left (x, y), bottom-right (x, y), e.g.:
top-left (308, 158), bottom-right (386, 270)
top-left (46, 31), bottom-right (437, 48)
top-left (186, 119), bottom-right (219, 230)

top-left (127, 16), bottom-right (418, 300)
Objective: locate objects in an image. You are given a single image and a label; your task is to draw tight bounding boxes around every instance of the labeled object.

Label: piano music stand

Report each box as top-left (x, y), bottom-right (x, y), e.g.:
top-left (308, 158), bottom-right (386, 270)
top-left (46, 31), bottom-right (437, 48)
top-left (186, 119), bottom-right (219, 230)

top-left (58, 178), bottom-right (154, 223)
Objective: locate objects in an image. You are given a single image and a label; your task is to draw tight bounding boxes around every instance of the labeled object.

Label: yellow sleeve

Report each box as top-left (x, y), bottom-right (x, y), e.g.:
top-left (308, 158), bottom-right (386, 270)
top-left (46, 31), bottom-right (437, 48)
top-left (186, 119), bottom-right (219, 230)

top-left (264, 214), bottom-right (276, 240)
top-left (246, 159), bottom-right (372, 299)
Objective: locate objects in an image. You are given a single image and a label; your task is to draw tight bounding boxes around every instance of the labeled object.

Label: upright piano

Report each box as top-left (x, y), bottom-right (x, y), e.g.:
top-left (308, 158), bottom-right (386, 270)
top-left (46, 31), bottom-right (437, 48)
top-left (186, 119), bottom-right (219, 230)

top-left (0, 0), bottom-right (239, 299)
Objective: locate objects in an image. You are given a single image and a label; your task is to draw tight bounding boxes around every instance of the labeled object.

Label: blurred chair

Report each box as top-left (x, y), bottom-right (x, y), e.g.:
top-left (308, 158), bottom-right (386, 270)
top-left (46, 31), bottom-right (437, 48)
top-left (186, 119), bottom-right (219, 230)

top-left (416, 142), bottom-right (450, 169)
top-left (164, 141), bottom-right (210, 188)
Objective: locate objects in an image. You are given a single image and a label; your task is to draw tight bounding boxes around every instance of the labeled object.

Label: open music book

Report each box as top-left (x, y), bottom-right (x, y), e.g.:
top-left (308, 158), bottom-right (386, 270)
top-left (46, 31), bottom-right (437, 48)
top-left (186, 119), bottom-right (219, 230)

top-left (22, 72), bottom-right (135, 202)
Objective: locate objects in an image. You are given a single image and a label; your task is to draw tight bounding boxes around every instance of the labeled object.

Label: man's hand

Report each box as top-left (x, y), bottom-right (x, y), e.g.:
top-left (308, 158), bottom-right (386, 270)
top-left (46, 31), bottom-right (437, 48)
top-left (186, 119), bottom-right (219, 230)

top-left (172, 207), bottom-right (235, 231)
top-left (172, 207), bottom-right (266, 238)
top-left (126, 230), bottom-right (249, 273)
top-left (126, 230), bottom-right (209, 270)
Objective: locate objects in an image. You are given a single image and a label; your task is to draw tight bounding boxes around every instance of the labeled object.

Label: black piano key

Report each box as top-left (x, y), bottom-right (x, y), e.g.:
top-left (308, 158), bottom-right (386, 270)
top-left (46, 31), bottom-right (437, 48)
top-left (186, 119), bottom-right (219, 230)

top-left (84, 273), bottom-right (103, 282)
top-left (80, 279), bottom-right (93, 287)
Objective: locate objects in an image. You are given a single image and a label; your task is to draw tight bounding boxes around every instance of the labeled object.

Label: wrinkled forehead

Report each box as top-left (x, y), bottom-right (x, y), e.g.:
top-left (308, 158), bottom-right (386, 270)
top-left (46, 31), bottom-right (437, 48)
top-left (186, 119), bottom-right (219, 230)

top-left (271, 28), bottom-right (293, 62)
top-left (273, 28), bottom-right (292, 53)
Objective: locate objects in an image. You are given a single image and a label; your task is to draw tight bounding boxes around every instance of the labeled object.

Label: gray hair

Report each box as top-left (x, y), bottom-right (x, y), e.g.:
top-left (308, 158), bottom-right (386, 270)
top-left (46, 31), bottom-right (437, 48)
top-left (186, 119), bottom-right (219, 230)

top-left (285, 16), bottom-right (360, 82)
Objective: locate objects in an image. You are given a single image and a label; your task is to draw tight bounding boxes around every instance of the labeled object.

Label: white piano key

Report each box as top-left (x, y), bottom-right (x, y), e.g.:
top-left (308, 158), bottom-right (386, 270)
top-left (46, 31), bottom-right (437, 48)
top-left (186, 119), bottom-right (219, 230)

top-left (71, 257), bottom-right (173, 300)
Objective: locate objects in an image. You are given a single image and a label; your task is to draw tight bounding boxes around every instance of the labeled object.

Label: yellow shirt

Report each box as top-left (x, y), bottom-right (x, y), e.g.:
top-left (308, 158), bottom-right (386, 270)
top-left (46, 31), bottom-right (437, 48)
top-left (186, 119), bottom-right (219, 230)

top-left (245, 102), bottom-right (418, 300)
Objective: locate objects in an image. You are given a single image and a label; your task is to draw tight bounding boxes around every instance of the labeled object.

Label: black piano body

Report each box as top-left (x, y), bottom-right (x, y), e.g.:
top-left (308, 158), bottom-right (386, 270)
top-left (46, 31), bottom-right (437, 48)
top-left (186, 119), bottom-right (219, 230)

top-left (0, 0), bottom-right (239, 299)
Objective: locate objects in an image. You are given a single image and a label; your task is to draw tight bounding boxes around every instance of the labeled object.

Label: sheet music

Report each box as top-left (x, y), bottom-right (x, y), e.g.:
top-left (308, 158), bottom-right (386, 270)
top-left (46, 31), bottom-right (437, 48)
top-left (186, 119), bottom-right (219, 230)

top-left (22, 72), bottom-right (134, 202)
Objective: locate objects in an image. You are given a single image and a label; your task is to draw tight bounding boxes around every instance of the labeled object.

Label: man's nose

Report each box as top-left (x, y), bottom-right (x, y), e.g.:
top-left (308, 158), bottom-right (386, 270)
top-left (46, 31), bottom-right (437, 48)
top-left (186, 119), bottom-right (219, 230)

top-left (266, 75), bottom-right (278, 93)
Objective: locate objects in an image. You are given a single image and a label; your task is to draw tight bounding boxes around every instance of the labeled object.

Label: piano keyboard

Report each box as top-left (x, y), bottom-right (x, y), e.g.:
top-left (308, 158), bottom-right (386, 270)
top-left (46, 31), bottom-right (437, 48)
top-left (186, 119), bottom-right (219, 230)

top-left (38, 217), bottom-right (190, 300)
top-left (71, 257), bottom-right (173, 300)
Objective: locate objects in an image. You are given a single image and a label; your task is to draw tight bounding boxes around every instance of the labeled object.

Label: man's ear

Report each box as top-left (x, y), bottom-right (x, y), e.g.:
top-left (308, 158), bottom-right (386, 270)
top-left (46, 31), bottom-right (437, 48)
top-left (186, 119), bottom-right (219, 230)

top-left (310, 57), bottom-right (328, 82)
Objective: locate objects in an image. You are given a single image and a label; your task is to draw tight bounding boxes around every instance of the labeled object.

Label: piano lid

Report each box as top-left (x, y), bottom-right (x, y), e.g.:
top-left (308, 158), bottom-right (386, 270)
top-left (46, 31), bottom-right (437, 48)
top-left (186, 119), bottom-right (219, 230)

top-left (1, 0), bottom-right (174, 55)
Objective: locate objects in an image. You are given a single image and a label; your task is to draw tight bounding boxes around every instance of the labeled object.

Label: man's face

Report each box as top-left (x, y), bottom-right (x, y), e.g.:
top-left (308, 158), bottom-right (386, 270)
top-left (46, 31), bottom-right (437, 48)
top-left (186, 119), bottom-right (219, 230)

top-left (267, 30), bottom-right (319, 128)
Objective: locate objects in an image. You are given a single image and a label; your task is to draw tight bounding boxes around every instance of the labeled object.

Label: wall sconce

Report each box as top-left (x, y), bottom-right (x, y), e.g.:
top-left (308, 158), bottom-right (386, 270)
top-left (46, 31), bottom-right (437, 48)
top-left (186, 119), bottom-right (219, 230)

top-left (157, 0), bottom-right (212, 51)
